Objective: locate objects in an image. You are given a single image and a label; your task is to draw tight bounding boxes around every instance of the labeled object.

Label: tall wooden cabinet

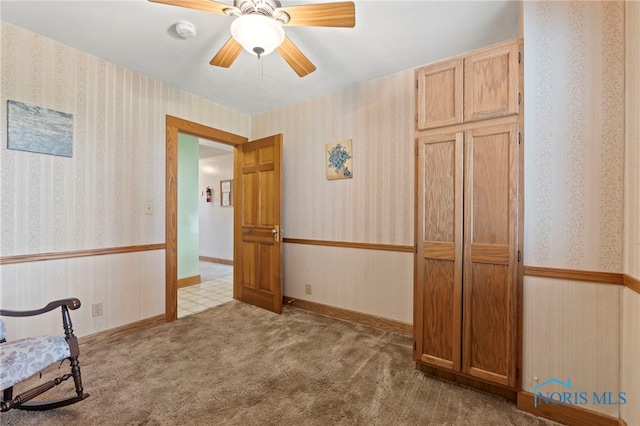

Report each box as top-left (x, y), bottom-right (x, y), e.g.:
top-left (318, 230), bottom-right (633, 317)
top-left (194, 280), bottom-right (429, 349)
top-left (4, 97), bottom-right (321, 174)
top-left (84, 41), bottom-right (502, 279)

top-left (413, 39), bottom-right (523, 393)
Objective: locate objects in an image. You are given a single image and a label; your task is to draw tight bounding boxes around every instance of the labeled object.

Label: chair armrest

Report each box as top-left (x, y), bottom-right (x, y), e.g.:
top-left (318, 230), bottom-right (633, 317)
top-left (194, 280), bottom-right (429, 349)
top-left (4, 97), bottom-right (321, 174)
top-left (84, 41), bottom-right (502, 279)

top-left (0, 298), bottom-right (81, 318)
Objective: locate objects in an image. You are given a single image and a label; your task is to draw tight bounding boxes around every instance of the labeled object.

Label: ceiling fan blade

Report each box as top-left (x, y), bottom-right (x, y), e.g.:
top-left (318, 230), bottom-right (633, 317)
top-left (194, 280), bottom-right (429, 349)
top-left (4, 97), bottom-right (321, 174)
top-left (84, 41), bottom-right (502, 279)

top-left (280, 2), bottom-right (355, 27)
top-left (277, 37), bottom-right (317, 77)
top-left (148, 0), bottom-right (230, 15)
top-left (210, 37), bottom-right (243, 68)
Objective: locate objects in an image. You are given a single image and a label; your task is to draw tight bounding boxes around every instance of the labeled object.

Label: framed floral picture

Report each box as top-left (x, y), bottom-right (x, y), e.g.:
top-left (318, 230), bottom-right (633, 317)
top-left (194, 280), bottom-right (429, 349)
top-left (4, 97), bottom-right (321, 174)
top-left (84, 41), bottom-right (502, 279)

top-left (326, 139), bottom-right (353, 180)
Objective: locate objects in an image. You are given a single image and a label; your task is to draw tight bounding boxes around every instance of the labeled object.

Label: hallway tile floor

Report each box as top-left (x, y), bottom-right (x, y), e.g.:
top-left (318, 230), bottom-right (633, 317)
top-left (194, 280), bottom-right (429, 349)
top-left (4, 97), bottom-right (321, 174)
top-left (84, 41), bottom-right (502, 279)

top-left (178, 261), bottom-right (233, 319)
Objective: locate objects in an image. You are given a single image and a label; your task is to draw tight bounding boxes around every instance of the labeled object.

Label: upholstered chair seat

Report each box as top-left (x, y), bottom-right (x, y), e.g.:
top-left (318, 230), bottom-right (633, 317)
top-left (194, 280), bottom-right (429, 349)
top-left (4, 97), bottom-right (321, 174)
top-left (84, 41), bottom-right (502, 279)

top-left (0, 322), bottom-right (72, 391)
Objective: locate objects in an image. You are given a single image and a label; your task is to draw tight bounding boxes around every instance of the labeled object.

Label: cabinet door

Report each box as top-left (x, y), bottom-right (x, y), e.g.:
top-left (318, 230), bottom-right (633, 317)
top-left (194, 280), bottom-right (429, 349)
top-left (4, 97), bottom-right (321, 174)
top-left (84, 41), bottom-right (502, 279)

top-left (464, 41), bottom-right (520, 122)
top-left (416, 59), bottom-right (464, 130)
top-left (414, 132), bottom-right (464, 371)
top-left (462, 124), bottom-right (520, 388)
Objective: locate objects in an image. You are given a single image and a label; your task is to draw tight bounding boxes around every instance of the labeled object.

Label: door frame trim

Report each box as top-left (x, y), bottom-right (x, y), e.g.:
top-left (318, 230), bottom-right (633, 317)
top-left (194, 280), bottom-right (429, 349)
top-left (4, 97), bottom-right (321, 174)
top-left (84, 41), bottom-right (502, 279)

top-left (165, 115), bottom-right (248, 322)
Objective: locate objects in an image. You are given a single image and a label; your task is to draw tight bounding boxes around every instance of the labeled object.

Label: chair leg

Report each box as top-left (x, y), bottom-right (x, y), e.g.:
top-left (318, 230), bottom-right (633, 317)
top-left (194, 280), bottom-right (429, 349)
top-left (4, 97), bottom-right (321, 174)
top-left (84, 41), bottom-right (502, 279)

top-left (2, 386), bottom-right (13, 403)
top-left (69, 356), bottom-right (85, 397)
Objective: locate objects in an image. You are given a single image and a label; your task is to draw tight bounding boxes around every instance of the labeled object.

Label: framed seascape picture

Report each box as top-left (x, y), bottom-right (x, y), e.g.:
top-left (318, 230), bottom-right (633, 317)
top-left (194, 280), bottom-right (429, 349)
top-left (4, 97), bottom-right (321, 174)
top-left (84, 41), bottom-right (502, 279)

top-left (7, 100), bottom-right (73, 157)
top-left (326, 139), bottom-right (353, 180)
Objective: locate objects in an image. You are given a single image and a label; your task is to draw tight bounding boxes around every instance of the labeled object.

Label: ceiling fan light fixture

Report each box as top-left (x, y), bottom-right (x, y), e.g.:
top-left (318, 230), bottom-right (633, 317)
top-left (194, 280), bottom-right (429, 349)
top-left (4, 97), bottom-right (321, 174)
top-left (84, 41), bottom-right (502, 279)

top-left (230, 14), bottom-right (285, 58)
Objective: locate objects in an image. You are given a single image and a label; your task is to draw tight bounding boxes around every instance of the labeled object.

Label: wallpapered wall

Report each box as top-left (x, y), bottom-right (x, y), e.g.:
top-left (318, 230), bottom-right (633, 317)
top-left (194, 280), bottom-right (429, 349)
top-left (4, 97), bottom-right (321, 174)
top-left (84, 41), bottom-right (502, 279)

top-left (523, 0), bottom-right (625, 272)
top-left (251, 70), bottom-right (415, 323)
top-left (0, 21), bottom-right (250, 338)
top-left (625, 1), bottom-right (640, 280)
top-left (622, 2), bottom-right (640, 424)
top-left (252, 71), bottom-right (414, 246)
top-left (522, 1), bottom-right (636, 419)
top-left (621, 285), bottom-right (640, 425)
top-left (0, 22), bottom-right (249, 257)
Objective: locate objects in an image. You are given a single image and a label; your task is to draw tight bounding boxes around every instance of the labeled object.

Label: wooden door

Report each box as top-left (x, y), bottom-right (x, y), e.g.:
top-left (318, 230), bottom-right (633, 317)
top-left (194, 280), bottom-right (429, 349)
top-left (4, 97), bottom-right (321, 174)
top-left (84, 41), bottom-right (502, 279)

top-left (462, 124), bottom-right (519, 387)
top-left (414, 132), bottom-right (464, 371)
top-left (415, 58), bottom-right (464, 130)
top-left (464, 40), bottom-right (520, 122)
top-left (233, 134), bottom-right (283, 314)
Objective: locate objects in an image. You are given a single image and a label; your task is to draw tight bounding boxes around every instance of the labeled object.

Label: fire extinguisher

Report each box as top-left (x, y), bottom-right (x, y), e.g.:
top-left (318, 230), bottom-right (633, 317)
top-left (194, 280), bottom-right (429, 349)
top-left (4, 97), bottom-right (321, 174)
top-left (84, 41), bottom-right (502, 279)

top-left (205, 186), bottom-right (212, 203)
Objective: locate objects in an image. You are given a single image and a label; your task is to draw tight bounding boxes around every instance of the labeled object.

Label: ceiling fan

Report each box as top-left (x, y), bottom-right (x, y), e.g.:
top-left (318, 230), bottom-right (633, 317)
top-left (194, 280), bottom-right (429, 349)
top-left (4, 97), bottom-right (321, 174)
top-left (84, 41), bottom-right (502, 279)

top-left (149, 0), bottom-right (356, 77)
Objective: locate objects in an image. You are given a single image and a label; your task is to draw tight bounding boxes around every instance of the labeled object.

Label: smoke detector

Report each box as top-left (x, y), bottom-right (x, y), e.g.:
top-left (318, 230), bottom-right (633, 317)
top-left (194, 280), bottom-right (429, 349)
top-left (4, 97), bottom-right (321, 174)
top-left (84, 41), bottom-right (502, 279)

top-left (175, 20), bottom-right (197, 39)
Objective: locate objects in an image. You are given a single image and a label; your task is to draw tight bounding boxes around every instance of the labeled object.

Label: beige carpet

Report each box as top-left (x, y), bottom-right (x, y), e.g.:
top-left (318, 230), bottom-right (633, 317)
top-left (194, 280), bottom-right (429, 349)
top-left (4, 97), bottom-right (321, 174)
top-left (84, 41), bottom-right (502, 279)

top-left (1, 301), bottom-right (556, 425)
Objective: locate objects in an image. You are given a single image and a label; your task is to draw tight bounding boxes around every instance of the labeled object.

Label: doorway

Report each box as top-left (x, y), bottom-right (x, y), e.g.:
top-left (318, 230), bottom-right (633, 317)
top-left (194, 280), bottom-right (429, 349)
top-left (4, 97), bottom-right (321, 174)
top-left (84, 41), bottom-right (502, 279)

top-left (177, 137), bottom-right (235, 318)
top-left (165, 115), bottom-right (247, 322)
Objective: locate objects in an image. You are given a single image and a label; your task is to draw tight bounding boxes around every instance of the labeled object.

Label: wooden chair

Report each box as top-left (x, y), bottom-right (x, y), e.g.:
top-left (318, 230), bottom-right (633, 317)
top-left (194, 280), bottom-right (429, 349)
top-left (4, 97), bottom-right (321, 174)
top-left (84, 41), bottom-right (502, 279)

top-left (0, 298), bottom-right (89, 412)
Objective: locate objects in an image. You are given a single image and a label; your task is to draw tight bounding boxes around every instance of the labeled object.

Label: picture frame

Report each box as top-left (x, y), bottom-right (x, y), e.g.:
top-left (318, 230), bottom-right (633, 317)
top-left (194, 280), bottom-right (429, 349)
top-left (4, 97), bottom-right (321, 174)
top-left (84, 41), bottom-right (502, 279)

top-left (326, 139), bottom-right (353, 180)
top-left (7, 100), bottom-right (74, 157)
top-left (220, 179), bottom-right (233, 207)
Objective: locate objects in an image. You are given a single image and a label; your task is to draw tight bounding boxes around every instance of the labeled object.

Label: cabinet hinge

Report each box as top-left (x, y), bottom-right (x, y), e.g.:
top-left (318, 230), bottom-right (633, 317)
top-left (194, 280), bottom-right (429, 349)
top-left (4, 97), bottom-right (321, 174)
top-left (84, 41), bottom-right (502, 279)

top-left (516, 367), bottom-right (520, 379)
top-left (415, 146), bottom-right (418, 156)
top-left (415, 79), bottom-right (418, 89)
top-left (415, 113), bottom-right (418, 123)
top-left (517, 250), bottom-right (521, 262)
top-left (518, 92), bottom-right (522, 105)
top-left (518, 132), bottom-right (522, 144)
top-left (414, 341), bottom-right (417, 351)
top-left (415, 244), bottom-right (418, 253)
top-left (518, 51), bottom-right (521, 64)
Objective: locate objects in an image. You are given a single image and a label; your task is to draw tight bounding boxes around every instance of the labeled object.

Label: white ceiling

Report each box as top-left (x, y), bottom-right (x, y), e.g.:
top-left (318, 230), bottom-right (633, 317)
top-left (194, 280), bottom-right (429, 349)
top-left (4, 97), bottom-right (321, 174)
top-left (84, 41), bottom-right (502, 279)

top-left (199, 138), bottom-right (234, 158)
top-left (0, 0), bottom-right (520, 116)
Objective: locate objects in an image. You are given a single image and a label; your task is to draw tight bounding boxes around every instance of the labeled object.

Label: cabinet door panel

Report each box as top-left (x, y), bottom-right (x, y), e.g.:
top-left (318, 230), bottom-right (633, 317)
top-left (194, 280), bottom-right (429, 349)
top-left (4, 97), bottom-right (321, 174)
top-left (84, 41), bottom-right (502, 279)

top-left (470, 129), bottom-right (509, 244)
top-left (421, 258), bottom-right (456, 368)
top-left (463, 124), bottom-right (519, 388)
top-left (464, 41), bottom-right (519, 122)
top-left (414, 133), bottom-right (463, 371)
top-left (467, 262), bottom-right (510, 384)
top-left (416, 59), bottom-right (464, 130)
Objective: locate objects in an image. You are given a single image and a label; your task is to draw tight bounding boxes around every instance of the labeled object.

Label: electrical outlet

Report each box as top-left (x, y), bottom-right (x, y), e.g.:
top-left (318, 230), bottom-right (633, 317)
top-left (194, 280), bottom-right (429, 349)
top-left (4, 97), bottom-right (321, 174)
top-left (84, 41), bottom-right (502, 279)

top-left (92, 302), bottom-right (103, 317)
top-left (305, 284), bottom-right (312, 295)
